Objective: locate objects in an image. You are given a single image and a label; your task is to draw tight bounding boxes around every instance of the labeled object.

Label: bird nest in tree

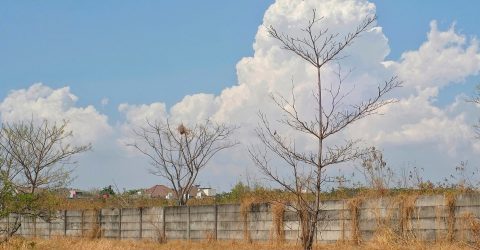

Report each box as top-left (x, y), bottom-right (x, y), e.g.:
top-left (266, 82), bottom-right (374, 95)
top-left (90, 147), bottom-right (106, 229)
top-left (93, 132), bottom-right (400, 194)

top-left (177, 123), bottom-right (188, 135)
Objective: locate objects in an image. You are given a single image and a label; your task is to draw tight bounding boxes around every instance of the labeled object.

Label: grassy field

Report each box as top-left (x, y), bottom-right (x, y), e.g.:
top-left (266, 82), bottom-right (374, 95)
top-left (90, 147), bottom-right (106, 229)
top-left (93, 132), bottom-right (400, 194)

top-left (0, 237), bottom-right (474, 250)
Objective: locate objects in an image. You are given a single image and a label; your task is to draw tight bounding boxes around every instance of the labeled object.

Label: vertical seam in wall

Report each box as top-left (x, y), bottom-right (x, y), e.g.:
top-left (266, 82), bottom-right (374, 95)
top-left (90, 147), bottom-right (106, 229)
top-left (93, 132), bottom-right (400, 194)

top-left (139, 207), bottom-right (143, 239)
top-left (99, 209), bottom-right (103, 238)
top-left (162, 207), bottom-right (166, 240)
top-left (6, 214), bottom-right (9, 235)
top-left (214, 204), bottom-right (218, 240)
top-left (119, 208), bottom-right (122, 239)
top-left (187, 206), bottom-right (191, 240)
top-left (33, 217), bottom-right (37, 238)
top-left (64, 210), bottom-right (67, 236)
top-left (48, 215), bottom-right (52, 238)
top-left (81, 210), bottom-right (84, 237)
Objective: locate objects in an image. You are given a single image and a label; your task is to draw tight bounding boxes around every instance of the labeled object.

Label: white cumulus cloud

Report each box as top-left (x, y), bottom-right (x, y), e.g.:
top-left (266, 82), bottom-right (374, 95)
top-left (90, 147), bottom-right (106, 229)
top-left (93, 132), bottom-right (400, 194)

top-left (117, 0), bottom-right (480, 187)
top-left (6, 0), bottom-right (476, 190)
top-left (0, 83), bottom-right (112, 145)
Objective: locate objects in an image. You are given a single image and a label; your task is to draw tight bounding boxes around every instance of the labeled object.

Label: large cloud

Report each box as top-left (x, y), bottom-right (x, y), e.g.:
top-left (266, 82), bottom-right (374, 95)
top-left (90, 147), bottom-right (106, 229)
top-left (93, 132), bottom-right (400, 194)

top-left (119, 0), bottom-right (386, 133)
top-left (0, 84), bottom-right (126, 188)
top-left (5, 0), bottom-right (479, 190)
top-left (118, 0), bottom-right (480, 188)
top-left (387, 21), bottom-right (480, 90)
top-left (352, 21), bottom-right (480, 156)
top-left (0, 83), bottom-right (112, 144)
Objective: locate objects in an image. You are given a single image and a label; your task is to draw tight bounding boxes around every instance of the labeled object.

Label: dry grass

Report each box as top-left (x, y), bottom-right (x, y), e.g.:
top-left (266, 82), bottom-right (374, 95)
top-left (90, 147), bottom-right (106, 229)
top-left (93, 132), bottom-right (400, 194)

top-left (0, 237), bottom-right (474, 250)
top-left (348, 197), bottom-right (363, 244)
top-left (56, 197), bottom-right (170, 210)
top-left (56, 188), bottom-right (479, 210)
top-left (240, 197), bottom-right (255, 243)
top-left (460, 212), bottom-right (480, 247)
top-left (445, 194), bottom-right (456, 242)
top-left (271, 202), bottom-right (285, 243)
top-left (398, 194), bottom-right (417, 239)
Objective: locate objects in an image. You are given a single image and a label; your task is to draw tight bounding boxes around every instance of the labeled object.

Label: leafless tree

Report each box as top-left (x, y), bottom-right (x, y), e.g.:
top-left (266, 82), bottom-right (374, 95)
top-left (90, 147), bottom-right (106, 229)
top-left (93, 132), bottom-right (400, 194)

top-left (0, 152), bottom-right (21, 243)
top-left (0, 119), bottom-right (91, 194)
top-left (0, 119), bottom-right (89, 241)
top-left (129, 119), bottom-right (237, 205)
top-left (249, 10), bottom-right (400, 250)
top-left (358, 147), bottom-right (394, 191)
top-left (468, 85), bottom-right (480, 138)
top-left (0, 150), bottom-right (20, 188)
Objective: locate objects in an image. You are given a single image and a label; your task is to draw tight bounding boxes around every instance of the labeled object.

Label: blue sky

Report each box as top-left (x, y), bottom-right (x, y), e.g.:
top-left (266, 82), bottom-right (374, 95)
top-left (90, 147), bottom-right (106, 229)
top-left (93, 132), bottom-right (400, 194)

top-left (1, 1), bottom-right (479, 118)
top-left (0, 1), bottom-right (273, 121)
top-left (1, 0), bottom-right (480, 190)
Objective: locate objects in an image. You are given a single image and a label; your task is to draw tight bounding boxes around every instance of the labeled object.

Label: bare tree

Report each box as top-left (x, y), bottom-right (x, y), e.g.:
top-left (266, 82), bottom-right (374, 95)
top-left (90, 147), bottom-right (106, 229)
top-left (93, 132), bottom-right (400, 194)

top-left (129, 119), bottom-right (237, 205)
top-left (468, 85), bottom-right (480, 138)
top-left (249, 10), bottom-right (400, 250)
top-left (0, 119), bottom-right (89, 242)
top-left (358, 147), bottom-right (394, 191)
top-left (0, 119), bottom-right (91, 194)
top-left (0, 150), bottom-right (21, 188)
top-left (0, 152), bottom-right (21, 243)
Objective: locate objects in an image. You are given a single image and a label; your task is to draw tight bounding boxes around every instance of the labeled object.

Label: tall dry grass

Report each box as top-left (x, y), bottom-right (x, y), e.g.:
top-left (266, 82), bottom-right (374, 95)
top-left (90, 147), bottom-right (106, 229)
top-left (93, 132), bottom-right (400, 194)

top-left (0, 237), bottom-right (474, 250)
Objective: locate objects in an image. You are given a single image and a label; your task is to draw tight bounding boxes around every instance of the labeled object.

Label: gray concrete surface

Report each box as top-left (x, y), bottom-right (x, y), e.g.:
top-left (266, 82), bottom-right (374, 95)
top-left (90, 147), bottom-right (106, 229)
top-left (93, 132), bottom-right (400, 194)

top-left (1, 194), bottom-right (480, 243)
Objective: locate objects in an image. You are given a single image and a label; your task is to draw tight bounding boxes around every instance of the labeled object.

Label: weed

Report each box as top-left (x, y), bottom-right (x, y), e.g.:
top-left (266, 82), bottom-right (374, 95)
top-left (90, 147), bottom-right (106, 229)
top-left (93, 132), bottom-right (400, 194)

top-left (347, 197), bottom-right (363, 245)
top-left (271, 202), bottom-right (285, 243)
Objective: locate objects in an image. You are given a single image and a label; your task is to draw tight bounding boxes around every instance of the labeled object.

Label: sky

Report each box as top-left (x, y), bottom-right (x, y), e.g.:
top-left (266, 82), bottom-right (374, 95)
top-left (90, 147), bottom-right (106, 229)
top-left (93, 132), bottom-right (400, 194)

top-left (1, 0), bottom-right (480, 191)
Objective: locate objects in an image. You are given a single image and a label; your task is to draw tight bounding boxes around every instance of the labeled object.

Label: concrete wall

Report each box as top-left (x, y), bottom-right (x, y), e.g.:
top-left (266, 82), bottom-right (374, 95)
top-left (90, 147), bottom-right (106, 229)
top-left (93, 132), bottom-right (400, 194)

top-left (2, 194), bottom-right (480, 243)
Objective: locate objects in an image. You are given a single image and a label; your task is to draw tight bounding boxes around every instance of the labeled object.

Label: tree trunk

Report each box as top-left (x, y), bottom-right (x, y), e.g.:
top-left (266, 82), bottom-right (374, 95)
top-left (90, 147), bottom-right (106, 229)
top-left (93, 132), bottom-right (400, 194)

top-left (299, 210), bottom-right (316, 250)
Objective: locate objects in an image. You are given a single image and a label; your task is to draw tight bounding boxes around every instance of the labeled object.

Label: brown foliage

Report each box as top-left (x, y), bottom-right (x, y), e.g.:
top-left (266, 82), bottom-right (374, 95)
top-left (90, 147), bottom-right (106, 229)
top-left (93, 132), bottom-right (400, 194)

top-left (0, 237), bottom-right (473, 250)
top-left (347, 198), bottom-right (363, 245)
top-left (271, 203), bottom-right (286, 243)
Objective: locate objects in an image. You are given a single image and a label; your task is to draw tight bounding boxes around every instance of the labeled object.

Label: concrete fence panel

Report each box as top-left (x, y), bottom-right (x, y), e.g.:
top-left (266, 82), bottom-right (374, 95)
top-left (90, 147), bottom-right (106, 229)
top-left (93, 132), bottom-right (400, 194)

top-left (3, 194), bottom-right (480, 243)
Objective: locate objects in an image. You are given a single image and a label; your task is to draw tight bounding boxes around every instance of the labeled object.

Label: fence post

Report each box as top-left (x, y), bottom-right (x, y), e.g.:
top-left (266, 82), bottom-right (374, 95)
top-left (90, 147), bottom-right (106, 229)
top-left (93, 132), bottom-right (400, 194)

top-left (81, 210), bottom-right (84, 237)
top-left (187, 206), bottom-right (191, 240)
top-left (98, 209), bottom-right (103, 238)
top-left (139, 207), bottom-right (143, 239)
top-left (19, 215), bottom-right (23, 236)
top-left (118, 208), bottom-right (122, 239)
top-left (6, 214), bottom-right (9, 235)
top-left (33, 217), bottom-right (37, 237)
top-left (48, 216), bottom-right (52, 238)
top-left (162, 207), bottom-right (166, 240)
top-left (63, 210), bottom-right (68, 236)
top-left (214, 204), bottom-right (218, 240)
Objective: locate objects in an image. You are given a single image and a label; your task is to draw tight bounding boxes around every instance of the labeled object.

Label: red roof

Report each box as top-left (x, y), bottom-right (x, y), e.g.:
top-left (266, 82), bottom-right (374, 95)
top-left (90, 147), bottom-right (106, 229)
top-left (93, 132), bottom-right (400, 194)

top-left (144, 184), bottom-right (200, 198)
top-left (144, 185), bottom-right (173, 198)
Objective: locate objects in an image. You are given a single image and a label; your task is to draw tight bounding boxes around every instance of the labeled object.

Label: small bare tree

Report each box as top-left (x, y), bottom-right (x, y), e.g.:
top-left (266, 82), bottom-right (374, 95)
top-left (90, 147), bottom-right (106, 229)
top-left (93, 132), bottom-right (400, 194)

top-left (129, 120), bottom-right (237, 205)
top-left (469, 85), bottom-right (480, 138)
top-left (0, 152), bottom-right (21, 243)
top-left (249, 10), bottom-right (400, 250)
top-left (0, 120), bottom-right (91, 194)
top-left (358, 147), bottom-right (394, 192)
top-left (0, 119), bottom-right (90, 241)
top-left (0, 150), bottom-right (21, 188)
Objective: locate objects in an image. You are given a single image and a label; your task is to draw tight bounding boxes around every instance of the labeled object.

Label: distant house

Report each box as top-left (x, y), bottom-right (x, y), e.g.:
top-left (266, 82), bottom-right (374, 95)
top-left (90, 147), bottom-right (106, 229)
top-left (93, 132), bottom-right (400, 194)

top-left (195, 187), bottom-right (216, 198)
top-left (69, 189), bottom-right (77, 199)
top-left (144, 184), bottom-right (216, 199)
top-left (66, 188), bottom-right (87, 199)
top-left (144, 184), bottom-right (174, 199)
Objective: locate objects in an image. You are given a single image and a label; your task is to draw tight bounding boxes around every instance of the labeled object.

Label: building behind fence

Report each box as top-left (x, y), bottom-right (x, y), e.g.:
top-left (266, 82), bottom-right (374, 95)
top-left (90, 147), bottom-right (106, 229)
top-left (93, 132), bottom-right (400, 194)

top-left (2, 193), bottom-right (480, 243)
